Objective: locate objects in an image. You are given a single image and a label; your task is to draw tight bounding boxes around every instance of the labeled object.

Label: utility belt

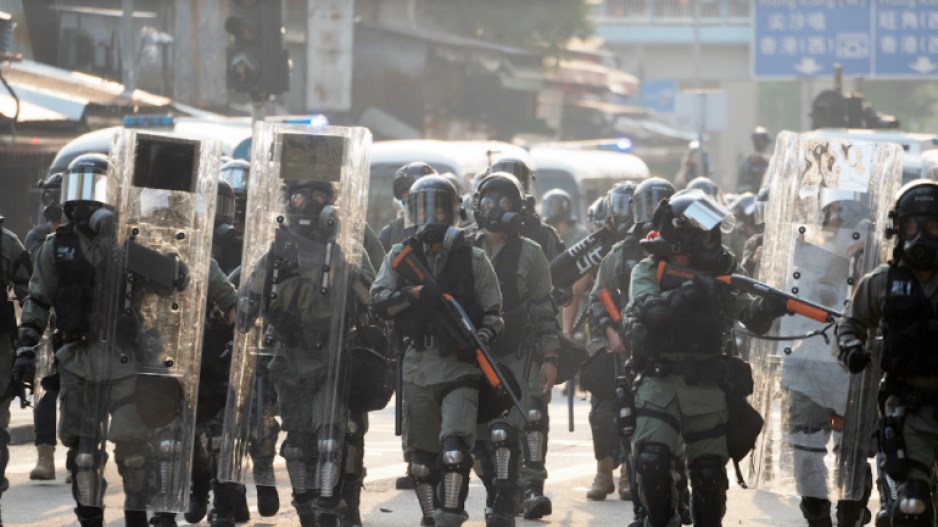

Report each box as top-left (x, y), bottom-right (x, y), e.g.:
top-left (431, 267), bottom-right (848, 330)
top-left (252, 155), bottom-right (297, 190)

top-left (404, 333), bottom-right (474, 364)
top-left (881, 376), bottom-right (938, 413)
top-left (642, 355), bottom-right (754, 397)
top-left (60, 331), bottom-right (89, 344)
top-left (877, 377), bottom-right (938, 480)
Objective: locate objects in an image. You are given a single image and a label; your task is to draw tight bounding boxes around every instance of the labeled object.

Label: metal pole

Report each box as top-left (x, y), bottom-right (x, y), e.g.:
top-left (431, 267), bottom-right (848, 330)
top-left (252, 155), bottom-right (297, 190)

top-left (121, 0), bottom-right (136, 91)
top-left (693, 0), bottom-right (705, 178)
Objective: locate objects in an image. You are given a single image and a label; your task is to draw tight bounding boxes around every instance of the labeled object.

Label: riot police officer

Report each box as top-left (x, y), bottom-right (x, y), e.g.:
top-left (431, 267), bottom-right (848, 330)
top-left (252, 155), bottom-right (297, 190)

top-left (587, 178), bottom-right (683, 522)
top-left (470, 173), bottom-right (560, 527)
top-left (23, 174), bottom-right (61, 482)
top-left (837, 180), bottom-right (938, 527)
top-left (736, 127), bottom-right (771, 194)
top-left (622, 189), bottom-right (788, 527)
top-left (740, 186), bottom-right (768, 278)
top-left (685, 176), bottom-right (723, 205)
top-left (540, 189), bottom-right (586, 249)
top-left (726, 192), bottom-right (757, 260)
top-left (0, 213), bottom-right (31, 522)
top-left (378, 162), bottom-right (437, 252)
top-left (371, 175), bottom-right (503, 527)
top-left (489, 157), bottom-right (564, 517)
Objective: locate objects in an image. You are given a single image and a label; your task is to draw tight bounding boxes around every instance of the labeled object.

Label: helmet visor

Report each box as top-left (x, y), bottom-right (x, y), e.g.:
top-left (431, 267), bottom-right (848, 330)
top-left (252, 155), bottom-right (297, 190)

top-left (900, 214), bottom-right (938, 241)
top-left (62, 172), bottom-right (110, 205)
top-left (633, 186), bottom-right (673, 225)
top-left (220, 165), bottom-right (248, 192)
top-left (609, 192), bottom-right (633, 224)
top-left (675, 191), bottom-right (735, 234)
top-left (406, 189), bottom-right (458, 228)
top-left (217, 191), bottom-right (236, 225)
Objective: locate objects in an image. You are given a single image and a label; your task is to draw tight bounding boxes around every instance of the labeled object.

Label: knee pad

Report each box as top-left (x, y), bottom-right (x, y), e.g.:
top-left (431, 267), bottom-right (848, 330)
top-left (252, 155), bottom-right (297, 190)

top-left (636, 443), bottom-right (674, 527)
top-left (490, 423), bottom-right (520, 483)
top-left (316, 425), bottom-right (343, 503)
top-left (409, 450), bottom-right (438, 520)
top-left (114, 442), bottom-right (150, 496)
top-left (281, 433), bottom-right (315, 491)
top-left (439, 436), bottom-right (472, 513)
top-left (524, 407), bottom-right (548, 466)
top-left (688, 456), bottom-right (728, 527)
top-left (893, 479), bottom-right (935, 527)
top-left (68, 448), bottom-right (105, 506)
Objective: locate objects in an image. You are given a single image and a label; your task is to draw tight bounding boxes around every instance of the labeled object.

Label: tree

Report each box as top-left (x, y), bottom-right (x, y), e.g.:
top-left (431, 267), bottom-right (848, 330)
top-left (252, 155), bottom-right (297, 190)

top-left (454, 0), bottom-right (593, 51)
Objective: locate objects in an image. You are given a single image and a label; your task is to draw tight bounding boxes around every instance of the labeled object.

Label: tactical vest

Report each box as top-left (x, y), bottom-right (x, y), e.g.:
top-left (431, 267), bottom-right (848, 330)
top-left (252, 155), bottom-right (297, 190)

top-left (378, 218), bottom-right (406, 252)
top-left (520, 217), bottom-right (559, 258)
top-left (475, 234), bottom-right (527, 357)
top-left (52, 224), bottom-right (96, 334)
top-left (881, 265), bottom-right (938, 377)
top-left (394, 238), bottom-right (483, 351)
top-left (614, 236), bottom-right (645, 304)
top-left (650, 257), bottom-right (725, 357)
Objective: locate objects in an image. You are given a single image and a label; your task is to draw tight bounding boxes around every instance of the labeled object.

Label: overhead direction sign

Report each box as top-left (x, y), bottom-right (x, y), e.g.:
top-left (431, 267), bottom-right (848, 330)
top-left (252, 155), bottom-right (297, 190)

top-left (752, 1), bottom-right (938, 79)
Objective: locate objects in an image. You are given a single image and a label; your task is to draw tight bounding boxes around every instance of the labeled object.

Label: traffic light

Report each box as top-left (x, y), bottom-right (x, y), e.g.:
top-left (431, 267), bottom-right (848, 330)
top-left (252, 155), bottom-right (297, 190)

top-left (226, 0), bottom-right (289, 96)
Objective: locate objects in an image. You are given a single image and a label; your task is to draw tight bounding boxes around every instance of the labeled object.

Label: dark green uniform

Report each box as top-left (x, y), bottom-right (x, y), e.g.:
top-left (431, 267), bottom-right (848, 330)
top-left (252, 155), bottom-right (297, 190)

top-left (624, 254), bottom-right (778, 527)
top-left (371, 238), bottom-right (502, 527)
top-left (472, 233), bottom-right (559, 521)
top-left (837, 263), bottom-right (938, 526)
top-left (0, 226), bottom-right (31, 493)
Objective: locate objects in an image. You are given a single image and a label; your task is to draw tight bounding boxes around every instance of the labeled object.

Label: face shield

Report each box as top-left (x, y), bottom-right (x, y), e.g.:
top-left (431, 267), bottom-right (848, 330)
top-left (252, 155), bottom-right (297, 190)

top-left (406, 189), bottom-right (459, 230)
top-left (608, 191), bottom-right (633, 229)
top-left (632, 186), bottom-right (674, 225)
top-left (62, 172), bottom-right (110, 206)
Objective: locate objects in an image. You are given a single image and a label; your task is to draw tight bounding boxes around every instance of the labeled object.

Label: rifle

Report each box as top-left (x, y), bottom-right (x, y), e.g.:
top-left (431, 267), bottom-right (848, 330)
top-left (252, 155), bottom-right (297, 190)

top-left (655, 261), bottom-right (842, 323)
top-left (598, 288), bottom-right (635, 437)
top-left (389, 244), bottom-right (526, 420)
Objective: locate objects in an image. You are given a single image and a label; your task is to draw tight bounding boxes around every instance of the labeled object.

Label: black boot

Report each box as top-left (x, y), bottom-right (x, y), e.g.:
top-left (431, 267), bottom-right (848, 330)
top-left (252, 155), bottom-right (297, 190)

top-left (293, 489), bottom-right (319, 527)
top-left (801, 497), bottom-right (833, 527)
top-left (628, 505), bottom-right (647, 527)
top-left (837, 500), bottom-right (870, 527)
top-left (522, 480), bottom-right (552, 519)
top-left (209, 481), bottom-right (238, 527)
top-left (488, 482), bottom-right (517, 527)
top-left (233, 484), bottom-right (250, 522)
top-left (257, 485), bottom-right (280, 516)
top-left (340, 480), bottom-right (364, 527)
top-left (125, 509), bottom-right (149, 527)
top-left (184, 472), bottom-right (211, 523)
top-left (149, 512), bottom-right (177, 526)
top-left (75, 506), bottom-right (104, 527)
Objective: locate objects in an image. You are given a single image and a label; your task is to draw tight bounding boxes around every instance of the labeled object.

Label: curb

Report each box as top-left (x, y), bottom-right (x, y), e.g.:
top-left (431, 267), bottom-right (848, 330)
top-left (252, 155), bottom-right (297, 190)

top-left (10, 424), bottom-right (35, 446)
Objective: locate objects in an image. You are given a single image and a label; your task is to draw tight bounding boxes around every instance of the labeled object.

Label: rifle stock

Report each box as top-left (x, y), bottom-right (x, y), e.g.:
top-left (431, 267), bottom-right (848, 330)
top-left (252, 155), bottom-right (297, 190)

top-left (655, 261), bottom-right (841, 323)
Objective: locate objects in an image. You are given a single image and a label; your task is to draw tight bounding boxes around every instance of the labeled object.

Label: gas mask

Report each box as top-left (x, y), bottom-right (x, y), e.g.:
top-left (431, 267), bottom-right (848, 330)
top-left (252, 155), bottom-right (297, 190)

top-left (899, 214), bottom-right (938, 270)
top-left (285, 185), bottom-right (335, 240)
top-left (67, 202), bottom-right (114, 238)
top-left (477, 192), bottom-right (521, 233)
top-left (688, 229), bottom-right (727, 273)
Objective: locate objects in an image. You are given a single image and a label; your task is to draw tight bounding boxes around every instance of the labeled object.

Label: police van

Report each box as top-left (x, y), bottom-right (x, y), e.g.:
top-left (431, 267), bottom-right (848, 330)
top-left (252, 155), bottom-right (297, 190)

top-left (530, 147), bottom-right (650, 223)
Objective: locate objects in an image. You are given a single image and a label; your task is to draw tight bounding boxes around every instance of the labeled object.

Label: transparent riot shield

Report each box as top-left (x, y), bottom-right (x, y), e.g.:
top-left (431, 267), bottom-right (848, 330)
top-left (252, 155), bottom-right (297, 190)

top-left (747, 131), bottom-right (902, 502)
top-left (219, 123), bottom-right (371, 511)
top-left (98, 129), bottom-right (219, 512)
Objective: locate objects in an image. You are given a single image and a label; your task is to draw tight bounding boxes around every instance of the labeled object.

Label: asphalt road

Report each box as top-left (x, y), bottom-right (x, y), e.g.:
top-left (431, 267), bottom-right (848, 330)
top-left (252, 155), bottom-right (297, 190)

top-left (3, 391), bottom-right (824, 526)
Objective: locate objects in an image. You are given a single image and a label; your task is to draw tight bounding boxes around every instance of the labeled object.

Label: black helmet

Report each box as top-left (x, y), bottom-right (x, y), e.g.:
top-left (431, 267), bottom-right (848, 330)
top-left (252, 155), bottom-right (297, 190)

top-left (607, 182), bottom-right (637, 234)
top-left (752, 126), bottom-right (771, 152)
top-left (38, 173), bottom-right (63, 224)
top-left (62, 153), bottom-right (114, 236)
top-left (406, 175), bottom-right (460, 244)
top-left (489, 157), bottom-right (534, 192)
top-left (283, 179), bottom-right (336, 239)
top-left (216, 179), bottom-right (236, 227)
top-left (632, 177), bottom-right (676, 226)
top-left (393, 162), bottom-right (437, 202)
top-left (643, 188), bottom-right (735, 271)
top-left (219, 159), bottom-right (250, 226)
top-left (685, 176), bottom-right (721, 202)
top-left (441, 172), bottom-right (465, 196)
top-left (474, 172), bottom-right (524, 233)
top-left (888, 179), bottom-right (938, 270)
top-left (540, 189), bottom-right (575, 226)
top-left (586, 196), bottom-right (608, 233)
top-left (754, 186), bottom-right (769, 226)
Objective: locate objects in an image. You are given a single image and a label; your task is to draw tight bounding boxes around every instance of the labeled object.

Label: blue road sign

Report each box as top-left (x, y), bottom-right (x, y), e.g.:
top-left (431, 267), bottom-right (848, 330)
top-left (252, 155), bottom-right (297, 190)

top-left (752, 1), bottom-right (938, 79)
top-left (629, 80), bottom-right (678, 114)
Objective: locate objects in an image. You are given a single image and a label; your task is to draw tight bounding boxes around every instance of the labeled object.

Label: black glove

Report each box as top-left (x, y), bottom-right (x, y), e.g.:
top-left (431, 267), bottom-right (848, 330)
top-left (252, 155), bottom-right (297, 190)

top-left (13, 345), bottom-right (36, 386)
top-left (840, 345), bottom-right (871, 374)
top-left (758, 296), bottom-right (790, 319)
top-left (670, 279), bottom-right (710, 310)
top-left (419, 281), bottom-right (442, 308)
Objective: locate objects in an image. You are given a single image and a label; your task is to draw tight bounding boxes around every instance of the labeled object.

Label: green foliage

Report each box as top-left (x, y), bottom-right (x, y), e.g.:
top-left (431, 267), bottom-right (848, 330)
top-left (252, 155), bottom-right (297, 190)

top-left (455, 0), bottom-right (593, 51)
